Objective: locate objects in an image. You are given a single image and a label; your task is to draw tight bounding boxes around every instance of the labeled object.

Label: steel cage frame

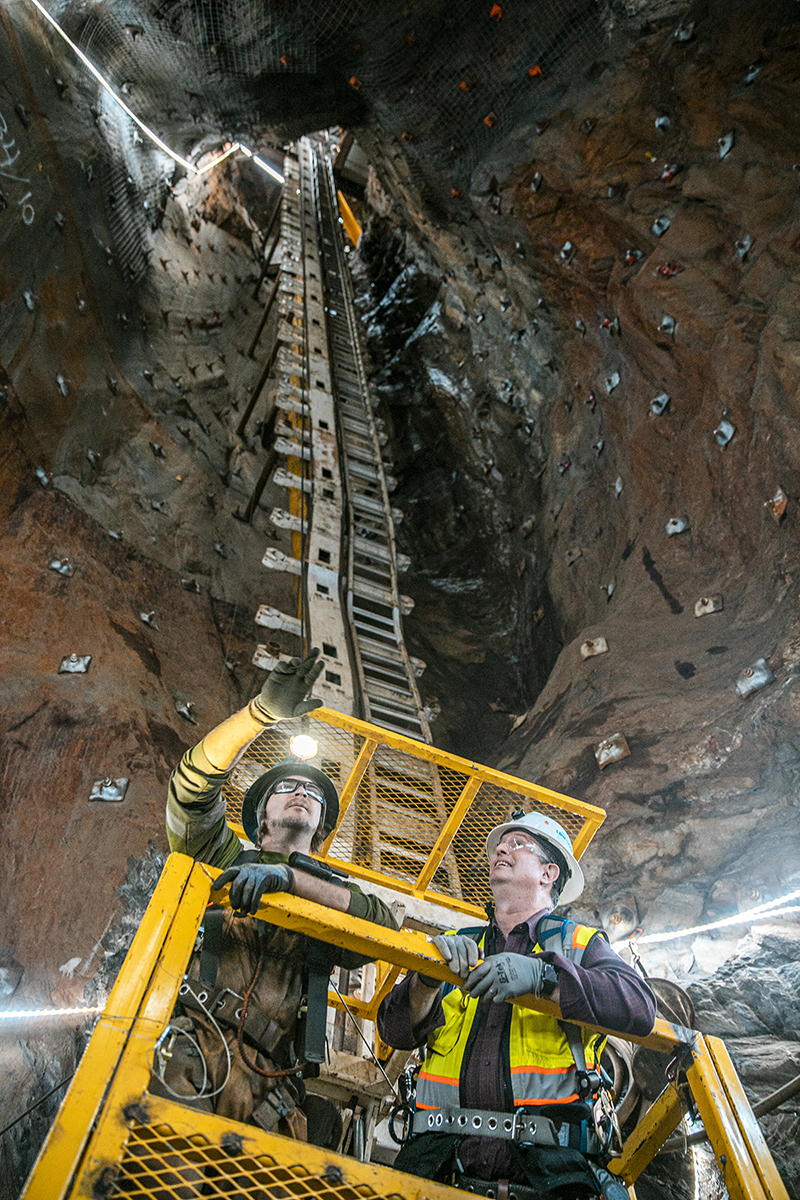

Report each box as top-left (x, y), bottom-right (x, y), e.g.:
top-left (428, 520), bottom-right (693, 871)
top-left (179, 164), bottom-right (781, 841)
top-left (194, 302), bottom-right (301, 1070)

top-left (223, 706), bottom-right (608, 921)
top-left (22, 711), bottom-right (788, 1200)
top-left (23, 852), bottom-right (788, 1200)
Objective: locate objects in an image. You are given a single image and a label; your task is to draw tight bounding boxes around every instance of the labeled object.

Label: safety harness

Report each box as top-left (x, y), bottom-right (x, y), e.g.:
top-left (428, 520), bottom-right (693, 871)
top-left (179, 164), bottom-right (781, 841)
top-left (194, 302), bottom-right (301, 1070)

top-left (194, 849), bottom-right (347, 1067)
top-left (405, 915), bottom-right (618, 1158)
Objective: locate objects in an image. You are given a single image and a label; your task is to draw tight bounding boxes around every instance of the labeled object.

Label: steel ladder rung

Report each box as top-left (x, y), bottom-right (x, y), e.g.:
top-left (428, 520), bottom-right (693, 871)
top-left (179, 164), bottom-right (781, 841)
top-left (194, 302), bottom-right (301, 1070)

top-left (368, 709), bottom-right (424, 737)
top-left (365, 677), bottom-right (417, 706)
top-left (353, 609), bottom-right (396, 632)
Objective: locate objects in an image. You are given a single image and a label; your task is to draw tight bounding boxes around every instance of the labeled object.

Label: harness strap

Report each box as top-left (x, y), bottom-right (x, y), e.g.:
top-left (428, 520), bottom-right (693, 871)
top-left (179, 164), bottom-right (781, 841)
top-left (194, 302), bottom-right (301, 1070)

top-left (304, 941), bottom-right (334, 1064)
top-left (179, 981), bottom-right (284, 1058)
top-left (559, 1021), bottom-right (602, 1101)
top-left (198, 909), bottom-right (225, 987)
top-left (198, 849), bottom-right (260, 987)
top-left (453, 1174), bottom-right (540, 1200)
top-left (411, 1106), bottom-right (602, 1154)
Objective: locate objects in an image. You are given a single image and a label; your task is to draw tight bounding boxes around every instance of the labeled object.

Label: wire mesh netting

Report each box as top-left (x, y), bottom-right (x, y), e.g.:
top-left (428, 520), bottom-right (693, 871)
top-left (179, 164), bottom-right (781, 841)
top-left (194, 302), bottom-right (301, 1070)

top-left (61, 0), bottom-right (620, 236)
top-left (98, 96), bottom-right (174, 282)
top-left (224, 714), bottom-right (599, 913)
top-left (111, 1118), bottom-right (407, 1198)
top-left (346, 0), bottom-right (609, 200)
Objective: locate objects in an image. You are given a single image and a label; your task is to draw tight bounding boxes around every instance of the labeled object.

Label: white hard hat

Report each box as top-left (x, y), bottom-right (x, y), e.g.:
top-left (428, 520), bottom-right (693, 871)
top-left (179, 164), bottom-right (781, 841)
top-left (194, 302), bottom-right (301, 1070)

top-left (485, 810), bottom-right (584, 906)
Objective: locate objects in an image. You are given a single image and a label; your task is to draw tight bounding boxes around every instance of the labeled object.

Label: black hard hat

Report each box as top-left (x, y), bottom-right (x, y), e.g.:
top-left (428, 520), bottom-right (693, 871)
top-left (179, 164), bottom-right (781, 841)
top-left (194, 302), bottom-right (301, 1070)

top-left (241, 760), bottom-right (340, 844)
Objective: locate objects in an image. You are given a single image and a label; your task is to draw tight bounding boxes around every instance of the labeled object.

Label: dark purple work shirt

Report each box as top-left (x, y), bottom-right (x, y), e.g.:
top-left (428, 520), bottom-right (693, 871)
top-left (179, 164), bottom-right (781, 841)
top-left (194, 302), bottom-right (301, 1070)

top-left (377, 909), bottom-right (655, 1180)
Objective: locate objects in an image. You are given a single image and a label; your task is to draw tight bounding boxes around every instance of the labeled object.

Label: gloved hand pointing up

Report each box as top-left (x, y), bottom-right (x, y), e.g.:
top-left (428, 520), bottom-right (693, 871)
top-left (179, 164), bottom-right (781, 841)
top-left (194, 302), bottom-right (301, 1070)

top-left (250, 648), bottom-right (325, 722)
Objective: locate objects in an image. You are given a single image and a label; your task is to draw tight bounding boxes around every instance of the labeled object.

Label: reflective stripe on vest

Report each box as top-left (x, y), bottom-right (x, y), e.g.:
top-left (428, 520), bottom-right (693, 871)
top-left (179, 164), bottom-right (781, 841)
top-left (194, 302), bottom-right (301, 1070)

top-left (415, 918), bottom-right (605, 1111)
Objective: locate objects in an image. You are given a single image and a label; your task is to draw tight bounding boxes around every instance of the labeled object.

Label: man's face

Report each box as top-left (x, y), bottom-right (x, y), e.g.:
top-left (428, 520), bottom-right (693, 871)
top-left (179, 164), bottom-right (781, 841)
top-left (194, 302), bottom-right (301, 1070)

top-left (260, 775), bottom-right (324, 846)
top-left (488, 830), bottom-right (559, 895)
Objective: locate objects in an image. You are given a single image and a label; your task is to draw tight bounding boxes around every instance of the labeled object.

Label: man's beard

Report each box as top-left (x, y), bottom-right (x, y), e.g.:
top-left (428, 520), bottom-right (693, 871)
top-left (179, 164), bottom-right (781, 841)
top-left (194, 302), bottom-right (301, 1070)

top-left (259, 811), bottom-right (316, 841)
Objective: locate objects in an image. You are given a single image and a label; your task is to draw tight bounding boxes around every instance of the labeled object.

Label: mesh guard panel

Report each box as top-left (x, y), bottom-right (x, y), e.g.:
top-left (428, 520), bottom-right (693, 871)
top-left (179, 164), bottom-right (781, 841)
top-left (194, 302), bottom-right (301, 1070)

top-left (223, 709), bottom-right (604, 915)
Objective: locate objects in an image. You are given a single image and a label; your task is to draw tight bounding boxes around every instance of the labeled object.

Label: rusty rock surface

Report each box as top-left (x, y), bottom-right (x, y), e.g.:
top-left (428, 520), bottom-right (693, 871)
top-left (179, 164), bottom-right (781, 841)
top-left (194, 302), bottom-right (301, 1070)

top-left (352, 1), bottom-right (800, 933)
top-left (2, 0), bottom-right (800, 1193)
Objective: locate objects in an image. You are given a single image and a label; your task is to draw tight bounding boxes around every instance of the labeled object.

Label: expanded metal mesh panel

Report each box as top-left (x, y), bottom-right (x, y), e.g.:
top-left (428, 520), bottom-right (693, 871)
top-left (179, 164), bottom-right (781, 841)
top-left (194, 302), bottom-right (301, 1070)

top-left (223, 713), bottom-right (596, 912)
top-left (337, 745), bottom-right (468, 894)
top-left (443, 781), bottom-right (585, 910)
top-left (111, 1120), bottom-right (406, 1198)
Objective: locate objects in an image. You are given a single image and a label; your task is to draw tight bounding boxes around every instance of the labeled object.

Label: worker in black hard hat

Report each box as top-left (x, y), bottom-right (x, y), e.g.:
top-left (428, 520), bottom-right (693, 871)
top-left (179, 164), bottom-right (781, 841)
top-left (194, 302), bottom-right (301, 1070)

top-left (159, 649), bottom-right (399, 1143)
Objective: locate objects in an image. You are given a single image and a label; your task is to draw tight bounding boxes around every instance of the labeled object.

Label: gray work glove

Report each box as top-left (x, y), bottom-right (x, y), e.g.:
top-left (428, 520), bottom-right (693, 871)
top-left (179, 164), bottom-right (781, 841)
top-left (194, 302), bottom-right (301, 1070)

top-left (465, 952), bottom-right (546, 1004)
top-left (418, 931), bottom-right (482, 986)
top-left (212, 863), bottom-right (295, 915)
top-left (250, 648), bottom-right (325, 722)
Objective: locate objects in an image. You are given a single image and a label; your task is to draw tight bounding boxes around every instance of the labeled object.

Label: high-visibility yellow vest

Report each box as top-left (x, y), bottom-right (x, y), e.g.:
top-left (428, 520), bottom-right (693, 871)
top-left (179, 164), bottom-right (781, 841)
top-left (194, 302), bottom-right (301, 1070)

top-left (415, 917), bottom-right (605, 1111)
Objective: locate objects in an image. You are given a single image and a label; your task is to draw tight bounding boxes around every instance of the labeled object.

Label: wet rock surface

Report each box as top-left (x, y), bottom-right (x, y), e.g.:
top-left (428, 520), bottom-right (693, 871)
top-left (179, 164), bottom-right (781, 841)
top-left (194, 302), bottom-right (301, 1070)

top-left (2, 0), bottom-right (800, 1193)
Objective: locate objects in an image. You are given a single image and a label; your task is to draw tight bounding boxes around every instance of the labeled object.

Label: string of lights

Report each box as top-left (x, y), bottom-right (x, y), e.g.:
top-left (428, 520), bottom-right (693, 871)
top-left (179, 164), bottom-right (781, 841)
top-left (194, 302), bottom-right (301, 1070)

top-left (22, 0), bottom-right (284, 183)
top-left (0, 1004), bottom-right (104, 1021)
top-left (628, 887), bottom-right (800, 947)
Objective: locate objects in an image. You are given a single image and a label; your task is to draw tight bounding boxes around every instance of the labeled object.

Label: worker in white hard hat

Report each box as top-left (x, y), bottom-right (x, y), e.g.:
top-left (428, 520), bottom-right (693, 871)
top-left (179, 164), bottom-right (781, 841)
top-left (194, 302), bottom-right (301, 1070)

top-left (378, 808), bottom-right (656, 1200)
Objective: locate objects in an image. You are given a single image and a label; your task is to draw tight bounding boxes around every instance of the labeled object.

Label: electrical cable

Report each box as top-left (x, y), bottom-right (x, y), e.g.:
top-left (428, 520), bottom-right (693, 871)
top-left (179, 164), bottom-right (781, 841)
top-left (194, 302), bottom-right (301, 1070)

top-left (0, 1074), bottom-right (74, 1138)
top-left (159, 981), bottom-right (233, 1101)
top-left (150, 1024), bottom-right (209, 1101)
top-left (235, 947), bottom-right (305, 1080)
top-left (328, 977), bottom-right (398, 1100)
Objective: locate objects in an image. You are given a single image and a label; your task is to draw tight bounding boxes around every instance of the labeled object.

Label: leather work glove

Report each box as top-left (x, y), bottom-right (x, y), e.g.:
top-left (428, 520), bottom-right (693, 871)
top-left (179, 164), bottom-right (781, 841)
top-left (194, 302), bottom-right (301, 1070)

top-left (418, 932), bottom-right (482, 986)
top-left (212, 863), bottom-right (295, 915)
top-left (464, 952), bottom-right (546, 1004)
top-left (250, 648), bottom-right (325, 723)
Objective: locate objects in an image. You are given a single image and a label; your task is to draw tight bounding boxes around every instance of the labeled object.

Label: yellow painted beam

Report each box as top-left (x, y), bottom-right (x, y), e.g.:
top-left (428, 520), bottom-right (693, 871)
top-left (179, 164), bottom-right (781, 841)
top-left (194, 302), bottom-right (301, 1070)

top-left (608, 1081), bottom-right (686, 1182)
top-left (211, 868), bottom-right (692, 1052)
top-left (413, 776), bottom-right (481, 893)
top-left (73, 863), bottom-right (211, 1194)
top-left (336, 188), bottom-right (362, 245)
top-left (687, 1035), bottom-right (789, 1200)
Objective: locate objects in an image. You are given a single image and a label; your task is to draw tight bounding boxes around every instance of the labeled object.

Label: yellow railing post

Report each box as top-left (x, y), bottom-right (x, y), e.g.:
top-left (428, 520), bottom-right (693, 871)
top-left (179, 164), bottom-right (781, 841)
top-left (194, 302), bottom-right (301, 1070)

top-left (21, 854), bottom-right (197, 1200)
top-left (413, 777), bottom-right (481, 894)
top-left (686, 1034), bottom-right (789, 1200)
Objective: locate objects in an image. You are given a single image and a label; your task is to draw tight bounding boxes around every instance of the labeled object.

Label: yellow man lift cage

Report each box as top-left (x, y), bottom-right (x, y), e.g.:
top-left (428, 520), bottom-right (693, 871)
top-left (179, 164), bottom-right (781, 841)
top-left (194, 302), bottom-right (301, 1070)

top-left (22, 709), bottom-right (788, 1200)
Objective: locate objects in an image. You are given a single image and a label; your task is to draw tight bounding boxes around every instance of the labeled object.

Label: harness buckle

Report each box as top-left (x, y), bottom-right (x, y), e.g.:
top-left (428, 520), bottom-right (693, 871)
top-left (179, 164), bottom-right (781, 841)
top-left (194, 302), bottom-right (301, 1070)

top-left (510, 1110), bottom-right (540, 1145)
top-left (576, 1068), bottom-right (602, 1099)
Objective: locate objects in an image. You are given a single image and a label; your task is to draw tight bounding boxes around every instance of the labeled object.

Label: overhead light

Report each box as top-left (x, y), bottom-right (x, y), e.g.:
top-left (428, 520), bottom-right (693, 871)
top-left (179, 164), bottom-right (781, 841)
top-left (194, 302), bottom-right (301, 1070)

top-left (252, 155), bottom-right (284, 183)
top-left (196, 142), bottom-right (241, 175)
top-left (289, 733), bottom-right (319, 760)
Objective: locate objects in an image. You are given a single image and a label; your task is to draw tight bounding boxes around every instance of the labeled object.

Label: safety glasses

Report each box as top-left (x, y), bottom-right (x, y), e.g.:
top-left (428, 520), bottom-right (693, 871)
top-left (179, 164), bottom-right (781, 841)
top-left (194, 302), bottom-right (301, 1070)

top-left (270, 778), bottom-right (325, 804)
top-left (490, 837), bottom-right (549, 860)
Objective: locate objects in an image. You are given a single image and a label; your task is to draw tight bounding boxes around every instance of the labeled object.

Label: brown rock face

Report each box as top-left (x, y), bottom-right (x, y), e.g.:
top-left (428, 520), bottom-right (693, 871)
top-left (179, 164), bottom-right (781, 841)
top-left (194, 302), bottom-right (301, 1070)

top-left (352, 2), bottom-right (800, 933)
top-left (2, 0), bottom-right (800, 1193)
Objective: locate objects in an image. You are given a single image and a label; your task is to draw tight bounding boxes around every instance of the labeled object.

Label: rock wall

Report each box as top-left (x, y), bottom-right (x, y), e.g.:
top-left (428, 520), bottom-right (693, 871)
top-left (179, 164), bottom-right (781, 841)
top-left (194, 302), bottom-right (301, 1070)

top-left (2, 0), bottom-right (800, 1193)
top-left (350, 0), bottom-right (800, 932)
